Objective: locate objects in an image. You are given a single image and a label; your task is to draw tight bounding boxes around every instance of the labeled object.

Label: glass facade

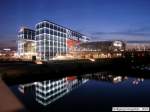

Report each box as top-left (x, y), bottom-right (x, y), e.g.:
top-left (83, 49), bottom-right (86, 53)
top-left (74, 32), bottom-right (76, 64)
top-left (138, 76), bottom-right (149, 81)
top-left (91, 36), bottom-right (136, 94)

top-left (35, 21), bottom-right (67, 60)
top-left (35, 20), bottom-right (89, 61)
top-left (18, 20), bottom-right (89, 60)
top-left (18, 28), bottom-right (36, 58)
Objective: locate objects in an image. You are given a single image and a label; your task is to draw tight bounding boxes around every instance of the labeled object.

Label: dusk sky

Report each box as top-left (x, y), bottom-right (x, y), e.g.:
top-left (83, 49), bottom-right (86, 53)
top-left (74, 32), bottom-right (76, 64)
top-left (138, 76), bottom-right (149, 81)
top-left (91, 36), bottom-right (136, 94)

top-left (0, 0), bottom-right (150, 49)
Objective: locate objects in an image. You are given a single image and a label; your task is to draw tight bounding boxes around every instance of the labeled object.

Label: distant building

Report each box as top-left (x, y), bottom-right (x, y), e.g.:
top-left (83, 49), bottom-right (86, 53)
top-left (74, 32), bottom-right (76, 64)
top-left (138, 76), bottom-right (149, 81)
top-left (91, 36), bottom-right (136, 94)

top-left (35, 20), bottom-right (89, 60)
top-left (0, 48), bottom-right (16, 57)
top-left (17, 27), bottom-right (36, 59)
top-left (126, 41), bottom-right (150, 51)
top-left (76, 40), bottom-right (125, 52)
top-left (70, 40), bottom-right (126, 59)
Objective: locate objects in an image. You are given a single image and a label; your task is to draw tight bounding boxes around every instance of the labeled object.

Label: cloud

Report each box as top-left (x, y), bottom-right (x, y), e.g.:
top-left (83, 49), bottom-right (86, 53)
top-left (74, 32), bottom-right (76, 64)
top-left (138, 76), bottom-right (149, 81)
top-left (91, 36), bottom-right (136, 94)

top-left (126, 26), bottom-right (150, 33)
top-left (91, 26), bottom-right (150, 37)
top-left (0, 39), bottom-right (17, 50)
top-left (92, 31), bottom-right (150, 37)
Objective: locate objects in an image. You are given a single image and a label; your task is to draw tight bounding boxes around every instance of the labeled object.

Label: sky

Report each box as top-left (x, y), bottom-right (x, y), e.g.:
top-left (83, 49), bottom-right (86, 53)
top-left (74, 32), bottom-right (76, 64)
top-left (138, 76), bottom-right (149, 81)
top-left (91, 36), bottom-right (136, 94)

top-left (0, 0), bottom-right (150, 49)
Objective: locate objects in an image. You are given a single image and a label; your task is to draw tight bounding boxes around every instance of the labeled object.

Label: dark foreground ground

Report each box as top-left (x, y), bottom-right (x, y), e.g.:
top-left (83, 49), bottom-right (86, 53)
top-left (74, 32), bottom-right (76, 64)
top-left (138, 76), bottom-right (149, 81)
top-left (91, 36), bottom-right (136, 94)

top-left (0, 56), bottom-right (150, 85)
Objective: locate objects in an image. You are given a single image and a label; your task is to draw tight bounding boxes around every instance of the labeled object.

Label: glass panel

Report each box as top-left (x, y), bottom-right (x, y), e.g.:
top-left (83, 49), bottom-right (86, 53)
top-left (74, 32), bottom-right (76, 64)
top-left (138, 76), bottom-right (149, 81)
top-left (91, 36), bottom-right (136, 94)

top-left (50, 24), bottom-right (53, 29)
top-left (41, 22), bottom-right (44, 27)
top-left (46, 23), bottom-right (49, 28)
top-left (58, 27), bottom-right (60, 31)
top-left (50, 30), bottom-right (53, 35)
top-left (54, 31), bottom-right (57, 36)
top-left (54, 25), bottom-right (57, 30)
top-left (46, 29), bottom-right (49, 34)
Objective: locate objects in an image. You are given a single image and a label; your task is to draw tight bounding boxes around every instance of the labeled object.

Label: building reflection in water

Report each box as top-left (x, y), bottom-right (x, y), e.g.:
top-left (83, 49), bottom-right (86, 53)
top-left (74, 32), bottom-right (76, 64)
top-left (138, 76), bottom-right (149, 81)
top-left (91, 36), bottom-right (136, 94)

top-left (35, 76), bottom-right (89, 106)
top-left (83, 72), bottom-right (127, 84)
top-left (18, 76), bottom-right (88, 106)
top-left (17, 72), bottom-right (145, 106)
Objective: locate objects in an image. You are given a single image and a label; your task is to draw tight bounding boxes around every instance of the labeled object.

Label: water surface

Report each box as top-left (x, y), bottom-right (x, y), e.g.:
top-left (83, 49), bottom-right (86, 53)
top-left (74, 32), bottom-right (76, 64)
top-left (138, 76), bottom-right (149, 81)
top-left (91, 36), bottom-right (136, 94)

top-left (9, 72), bottom-right (150, 112)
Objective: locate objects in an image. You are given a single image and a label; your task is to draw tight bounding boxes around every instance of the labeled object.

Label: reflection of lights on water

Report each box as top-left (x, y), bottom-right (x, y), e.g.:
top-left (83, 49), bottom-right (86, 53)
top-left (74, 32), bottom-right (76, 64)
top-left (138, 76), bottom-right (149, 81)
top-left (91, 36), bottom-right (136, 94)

top-left (124, 76), bottom-right (128, 80)
top-left (101, 76), bottom-right (105, 79)
top-left (133, 80), bottom-right (139, 85)
top-left (141, 78), bottom-right (144, 82)
top-left (108, 75), bottom-right (112, 78)
top-left (18, 77), bottom-right (89, 106)
top-left (132, 78), bottom-right (144, 85)
top-left (113, 76), bottom-right (122, 83)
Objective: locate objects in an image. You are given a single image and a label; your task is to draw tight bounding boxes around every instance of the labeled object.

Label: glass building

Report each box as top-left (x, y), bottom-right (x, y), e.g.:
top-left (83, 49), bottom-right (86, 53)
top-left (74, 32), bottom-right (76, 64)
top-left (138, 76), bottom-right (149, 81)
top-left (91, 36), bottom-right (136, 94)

top-left (18, 27), bottom-right (36, 59)
top-left (35, 20), bottom-right (89, 61)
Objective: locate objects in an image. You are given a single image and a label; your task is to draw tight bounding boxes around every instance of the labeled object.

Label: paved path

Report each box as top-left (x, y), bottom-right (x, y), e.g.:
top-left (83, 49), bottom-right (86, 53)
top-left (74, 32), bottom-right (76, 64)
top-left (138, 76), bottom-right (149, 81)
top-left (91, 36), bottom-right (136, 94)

top-left (0, 80), bottom-right (25, 112)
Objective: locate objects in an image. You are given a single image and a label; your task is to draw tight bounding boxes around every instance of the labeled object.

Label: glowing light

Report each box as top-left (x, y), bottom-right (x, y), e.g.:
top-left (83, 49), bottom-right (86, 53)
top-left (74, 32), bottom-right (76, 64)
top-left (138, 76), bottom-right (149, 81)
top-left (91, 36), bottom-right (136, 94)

top-left (3, 48), bottom-right (11, 51)
top-left (52, 55), bottom-right (74, 60)
top-left (89, 58), bottom-right (95, 62)
top-left (113, 41), bottom-right (122, 47)
top-left (20, 27), bottom-right (24, 32)
top-left (113, 76), bottom-right (122, 83)
top-left (35, 61), bottom-right (43, 64)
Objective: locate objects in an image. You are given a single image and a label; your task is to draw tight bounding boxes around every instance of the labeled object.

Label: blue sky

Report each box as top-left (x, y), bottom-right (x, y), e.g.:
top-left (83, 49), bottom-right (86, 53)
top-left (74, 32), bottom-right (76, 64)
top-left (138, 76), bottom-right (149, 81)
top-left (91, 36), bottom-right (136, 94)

top-left (0, 0), bottom-right (150, 48)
